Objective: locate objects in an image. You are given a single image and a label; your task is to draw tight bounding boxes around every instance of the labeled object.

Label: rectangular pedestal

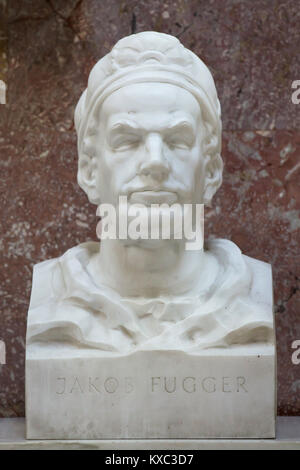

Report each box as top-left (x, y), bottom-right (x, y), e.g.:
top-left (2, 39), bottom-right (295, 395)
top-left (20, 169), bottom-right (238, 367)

top-left (26, 350), bottom-right (276, 439)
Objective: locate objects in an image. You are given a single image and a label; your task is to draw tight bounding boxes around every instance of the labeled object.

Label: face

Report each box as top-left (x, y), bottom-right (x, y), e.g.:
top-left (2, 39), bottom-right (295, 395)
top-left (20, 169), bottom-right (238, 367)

top-left (92, 82), bottom-right (207, 207)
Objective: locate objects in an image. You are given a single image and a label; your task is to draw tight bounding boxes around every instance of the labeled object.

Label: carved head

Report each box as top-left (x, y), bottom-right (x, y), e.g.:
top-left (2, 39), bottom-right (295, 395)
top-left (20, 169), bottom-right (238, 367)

top-left (74, 32), bottom-right (223, 208)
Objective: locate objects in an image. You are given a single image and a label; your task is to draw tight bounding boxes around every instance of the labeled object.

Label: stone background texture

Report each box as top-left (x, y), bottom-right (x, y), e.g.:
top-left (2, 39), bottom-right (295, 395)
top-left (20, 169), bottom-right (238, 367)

top-left (0, 0), bottom-right (299, 417)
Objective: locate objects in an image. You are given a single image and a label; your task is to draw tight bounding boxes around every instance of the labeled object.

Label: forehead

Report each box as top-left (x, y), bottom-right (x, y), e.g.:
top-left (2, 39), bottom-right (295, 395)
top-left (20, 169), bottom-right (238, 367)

top-left (100, 82), bottom-right (201, 127)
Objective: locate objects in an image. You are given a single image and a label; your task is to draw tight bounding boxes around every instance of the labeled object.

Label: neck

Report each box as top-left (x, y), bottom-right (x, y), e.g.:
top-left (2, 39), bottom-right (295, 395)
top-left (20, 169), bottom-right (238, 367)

top-left (89, 238), bottom-right (206, 297)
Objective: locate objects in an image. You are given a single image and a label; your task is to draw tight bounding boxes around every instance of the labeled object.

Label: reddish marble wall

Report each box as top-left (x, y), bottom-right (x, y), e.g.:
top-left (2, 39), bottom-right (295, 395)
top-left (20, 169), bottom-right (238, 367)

top-left (0, 0), bottom-right (299, 417)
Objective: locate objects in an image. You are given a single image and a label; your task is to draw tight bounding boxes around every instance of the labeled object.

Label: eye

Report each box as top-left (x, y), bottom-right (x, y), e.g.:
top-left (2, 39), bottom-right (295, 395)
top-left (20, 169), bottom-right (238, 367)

top-left (166, 138), bottom-right (191, 150)
top-left (110, 135), bottom-right (141, 151)
top-left (165, 123), bottom-right (195, 150)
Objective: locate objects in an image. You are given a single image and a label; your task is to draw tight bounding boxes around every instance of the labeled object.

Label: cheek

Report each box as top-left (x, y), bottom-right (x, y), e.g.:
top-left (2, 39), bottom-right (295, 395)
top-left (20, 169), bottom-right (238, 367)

top-left (173, 147), bottom-right (203, 179)
top-left (96, 150), bottom-right (136, 194)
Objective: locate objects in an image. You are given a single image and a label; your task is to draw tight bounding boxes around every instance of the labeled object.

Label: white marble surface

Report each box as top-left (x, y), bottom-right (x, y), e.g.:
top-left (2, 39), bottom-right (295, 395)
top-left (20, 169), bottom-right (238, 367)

top-left (27, 240), bottom-right (274, 353)
top-left (27, 31), bottom-right (275, 355)
top-left (25, 31), bottom-right (276, 440)
top-left (1, 417), bottom-right (300, 449)
top-left (26, 349), bottom-right (275, 439)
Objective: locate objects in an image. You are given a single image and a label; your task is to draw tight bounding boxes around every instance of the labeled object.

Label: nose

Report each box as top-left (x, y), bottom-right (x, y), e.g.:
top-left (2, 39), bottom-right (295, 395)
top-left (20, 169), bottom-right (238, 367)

top-left (139, 133), bottom-right (170, 181)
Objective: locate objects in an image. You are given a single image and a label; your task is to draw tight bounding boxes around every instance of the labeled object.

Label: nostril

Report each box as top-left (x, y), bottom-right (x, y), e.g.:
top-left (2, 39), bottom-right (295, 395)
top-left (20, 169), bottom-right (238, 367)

top-left (139, 163), bottom-right (170, 180)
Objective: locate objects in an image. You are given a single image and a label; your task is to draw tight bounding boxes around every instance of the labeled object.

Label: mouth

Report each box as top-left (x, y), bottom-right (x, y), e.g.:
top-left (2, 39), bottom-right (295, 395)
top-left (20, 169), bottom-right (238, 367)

top-left (129, 190), bottom-right (178, 205)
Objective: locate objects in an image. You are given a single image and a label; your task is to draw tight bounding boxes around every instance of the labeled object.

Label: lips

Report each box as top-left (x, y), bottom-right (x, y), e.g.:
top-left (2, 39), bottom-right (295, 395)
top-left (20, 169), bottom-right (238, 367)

top-left (129, 190), bottom-right (178, 205)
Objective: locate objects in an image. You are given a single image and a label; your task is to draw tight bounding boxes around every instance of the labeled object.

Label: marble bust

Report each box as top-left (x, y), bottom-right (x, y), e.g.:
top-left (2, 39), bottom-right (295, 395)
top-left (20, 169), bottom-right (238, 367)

top-left (26, 32), bottom-right (275, 439)
top-left (27, 31), bottom-right (273, 354)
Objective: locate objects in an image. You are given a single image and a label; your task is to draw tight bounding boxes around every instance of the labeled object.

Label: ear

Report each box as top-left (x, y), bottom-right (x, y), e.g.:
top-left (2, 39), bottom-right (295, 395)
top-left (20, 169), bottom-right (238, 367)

top-left (203, 153), bottom-right (223, 206)
top-left (77, 152), bottom-right (100, 205)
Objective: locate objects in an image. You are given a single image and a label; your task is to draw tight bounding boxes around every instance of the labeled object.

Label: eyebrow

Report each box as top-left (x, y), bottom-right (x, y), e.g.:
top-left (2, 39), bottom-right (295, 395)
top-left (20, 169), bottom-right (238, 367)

top-left (109, 121), bottom-right (140, 133)
top-left (165, 119), bottom-right (195, 134)
top-left (108, 119), bottom-right (195, 134)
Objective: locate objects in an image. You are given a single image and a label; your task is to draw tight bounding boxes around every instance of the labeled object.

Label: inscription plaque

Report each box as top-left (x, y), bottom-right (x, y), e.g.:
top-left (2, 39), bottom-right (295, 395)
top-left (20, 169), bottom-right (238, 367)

top-left (26, 350), bottom-right (275, 439)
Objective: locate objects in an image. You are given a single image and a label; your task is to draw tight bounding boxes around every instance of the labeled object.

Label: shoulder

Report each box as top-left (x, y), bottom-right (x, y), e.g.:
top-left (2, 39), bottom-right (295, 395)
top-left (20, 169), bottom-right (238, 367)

top-left (28, 242), bottom-right (98, 309)
top-left (206, 237), bottom-right (273, 319)
top-left (29, 257), bottom-right (59, 310)
top-left (243, 254), bottom-right (273, 307)
top-left (206, 237), bottom-right (272, 282)
top-left (26, 242), bottom-right (100, 348)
